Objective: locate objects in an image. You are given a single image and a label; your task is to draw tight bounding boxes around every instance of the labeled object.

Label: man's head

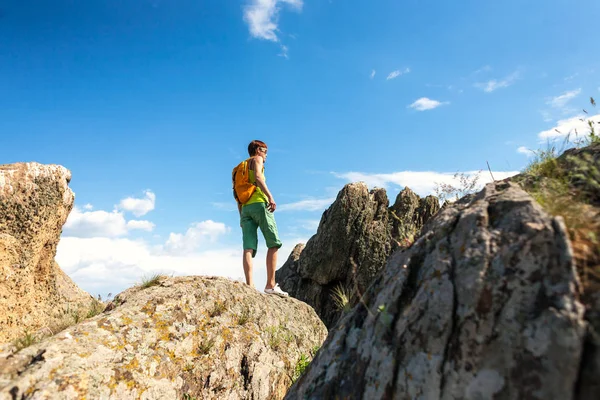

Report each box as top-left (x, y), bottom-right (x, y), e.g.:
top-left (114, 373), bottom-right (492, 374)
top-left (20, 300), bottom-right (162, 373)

top-left (248, 140), bottom-right (268, 160)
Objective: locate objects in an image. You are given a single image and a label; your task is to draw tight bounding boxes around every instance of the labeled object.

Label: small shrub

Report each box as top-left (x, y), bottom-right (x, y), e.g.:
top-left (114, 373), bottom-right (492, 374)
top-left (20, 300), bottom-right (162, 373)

top-left (197, 338), bottom-right (215, 355)
top-left (86, 299), bottom-right (105, 319)
top-left (14, 330), bottom-right (38, 351)
top-left (265, 326), bottom-right (281, 350)
top-left (330, 284), bottom-right (351, 312)
top-left (310, 345), bottom-right (320, 357)
top-left (70, 308), bottom-right (83, 324)
top-left (292, 353), bottom-right (311, 383)
top-left (209, 300), bottom-right (227, 317)
top-left (434, 171), bottom-right (481, 204)
top-left (264, 325), bottom-right (293, 351)
top-left (522, 142), bottom-right (563, 179)
top-left (114, 296), bottom-right (123, 307)
top-left (236, 305), bottom-right (251, 325)
top-left (139, 273), bottom-right (163, 289)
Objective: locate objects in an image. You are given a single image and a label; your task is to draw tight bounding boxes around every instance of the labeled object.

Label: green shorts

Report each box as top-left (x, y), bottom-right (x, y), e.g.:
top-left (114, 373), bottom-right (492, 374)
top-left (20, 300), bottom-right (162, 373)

top-left (241, 202), bottom-right (282, 258)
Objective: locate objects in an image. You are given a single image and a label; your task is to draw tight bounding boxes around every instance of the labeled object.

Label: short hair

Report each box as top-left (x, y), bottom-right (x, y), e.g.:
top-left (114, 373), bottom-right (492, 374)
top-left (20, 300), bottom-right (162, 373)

top-left (248, 140), bottom-right (268, 156)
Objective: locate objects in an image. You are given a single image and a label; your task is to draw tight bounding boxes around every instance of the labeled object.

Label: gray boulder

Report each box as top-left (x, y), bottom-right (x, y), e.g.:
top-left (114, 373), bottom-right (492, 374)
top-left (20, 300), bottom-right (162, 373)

top-left (389, 187), bottom-right (440, 247)
top-left (0, 276), bottom-right (327, 400)
top-left (277, 183), bottom-right (392, 328)
top-left (286, 181), bottom-right (586, 400)
top-left (277, 183), bottom-right (440, 329)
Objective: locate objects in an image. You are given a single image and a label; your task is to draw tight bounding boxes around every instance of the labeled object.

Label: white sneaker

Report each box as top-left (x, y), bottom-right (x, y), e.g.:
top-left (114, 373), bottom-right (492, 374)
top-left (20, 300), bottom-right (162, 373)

top-left (264, 284), bottom-right (289, 297)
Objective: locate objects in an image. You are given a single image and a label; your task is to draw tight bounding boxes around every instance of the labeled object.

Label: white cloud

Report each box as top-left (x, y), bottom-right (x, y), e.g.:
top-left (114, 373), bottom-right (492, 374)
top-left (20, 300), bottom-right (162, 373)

top-left (278, 198), bottom-right (335, 212)
top-left (332, 170), bottom-right (519, 197)
top-left (56, 236), bottom-right (244, 297)
top-left (547, 89), bottom-right (581, 109)
top-left (278, 44), bottom-right (289, 59)
top-left (83, 203), bottom-right (93, 210)
top-left (386, 68), bottom-right (410, 80)
top-left (537, 114), bottom-right (600, 140)
top-left (475, 71), bottom-right (519, 92)
top-left (118, 190), bottom-right (156, 217)
top-left (164, 220), bottom-right (230, 255)
top-left (517, 146), bottom-right (534, 156)
top-left (370, 70), bottom-right (376, 79)
top-left (63, 208), bottom-right (130, 237)
top-left (243, 0), bottom-right (303, 42)
top-left (63, 207), bottom-right (155, 237)
top-left (408, 97), bottom-right (448, 111)
top-left (126, 220), bottom-right (155, 232)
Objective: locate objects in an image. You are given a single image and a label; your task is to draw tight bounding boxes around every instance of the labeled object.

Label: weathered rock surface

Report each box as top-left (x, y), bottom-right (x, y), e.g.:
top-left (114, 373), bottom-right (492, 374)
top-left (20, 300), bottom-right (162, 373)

top-left (512, 142), bottom-right (600, 399)
top-left (277, 183), bottom-right (440, 328)
top-left (286, 181), bottom-right (587, 399)
top-left (0, 276), bottom-right (327, 400)
top-left (389, 187), bottom-right (440, 247)
top-left (0, 163), bottom-right (93, 345)
top-left (277, 183), bottom-right (392, 328)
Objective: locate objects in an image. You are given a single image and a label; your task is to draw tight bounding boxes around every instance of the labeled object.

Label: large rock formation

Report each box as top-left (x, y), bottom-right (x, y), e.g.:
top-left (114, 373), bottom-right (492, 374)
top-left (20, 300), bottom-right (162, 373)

top-left (0, 163), bottom-right (93, 345)
top-left (389, 187), bottom-right (440, 247)
top-left (277, 183), bottom-right (439, 328)
top-left (0, 276), bottom-right (327, 400)
top-left (286, 181), bottom-right (587, 399)
top-left (277, 183), bottom-right (392, 328)
top-left (512, 142), bottom-right (600, 399)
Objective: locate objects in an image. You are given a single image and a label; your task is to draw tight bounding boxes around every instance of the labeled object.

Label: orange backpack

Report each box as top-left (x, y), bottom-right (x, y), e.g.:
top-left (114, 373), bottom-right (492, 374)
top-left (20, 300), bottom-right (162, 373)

top-left (232, 158), bottom-right (256, 204)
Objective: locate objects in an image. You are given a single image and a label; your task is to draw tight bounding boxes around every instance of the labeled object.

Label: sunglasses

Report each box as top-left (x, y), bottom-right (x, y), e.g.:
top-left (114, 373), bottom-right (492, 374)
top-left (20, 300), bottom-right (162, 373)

top-left (259, 147), bottom-right (268, 154)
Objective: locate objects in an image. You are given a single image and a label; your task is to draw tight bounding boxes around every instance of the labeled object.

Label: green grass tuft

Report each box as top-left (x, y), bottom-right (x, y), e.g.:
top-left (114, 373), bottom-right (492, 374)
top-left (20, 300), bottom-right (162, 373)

top-left (139, 273), bottom-right (164, 289)
top-left (13, 330), bottom-right (38, 351)
top-left (236, 305), bottom-right (251, 325)
top-left (197, 338), bottom-right (215, 355)
top-left (292, 353), bottom-right (311, 383)
top-left (330, 284), bottom-right (351, 312)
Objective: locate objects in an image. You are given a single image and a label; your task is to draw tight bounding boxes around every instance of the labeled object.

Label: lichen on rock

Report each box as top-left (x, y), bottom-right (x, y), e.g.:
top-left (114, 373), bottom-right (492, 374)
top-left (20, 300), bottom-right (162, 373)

top-left (0, 162), bottom-right (93, 345)
top-left (285, 182), bottom-right (587, 399)
top-left (0, 276), bottom-right (327, 400)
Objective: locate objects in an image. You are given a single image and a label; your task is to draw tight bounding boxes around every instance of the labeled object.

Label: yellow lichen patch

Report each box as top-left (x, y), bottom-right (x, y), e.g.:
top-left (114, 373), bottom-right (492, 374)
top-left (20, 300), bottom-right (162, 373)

top-left (140, 302), bottom-right (157, 315)
top-left (95, 318), bottom-right (110, 330)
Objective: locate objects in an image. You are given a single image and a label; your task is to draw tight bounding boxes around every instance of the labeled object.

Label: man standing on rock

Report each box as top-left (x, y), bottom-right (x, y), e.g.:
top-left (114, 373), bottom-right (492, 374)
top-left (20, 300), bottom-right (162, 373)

top-left (238, 140), bottom-right (288, 297)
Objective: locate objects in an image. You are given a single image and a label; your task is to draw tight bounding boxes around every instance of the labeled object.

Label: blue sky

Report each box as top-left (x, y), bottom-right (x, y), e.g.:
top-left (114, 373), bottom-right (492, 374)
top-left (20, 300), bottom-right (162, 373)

top-left (1, 0), bottom-right (599, 296)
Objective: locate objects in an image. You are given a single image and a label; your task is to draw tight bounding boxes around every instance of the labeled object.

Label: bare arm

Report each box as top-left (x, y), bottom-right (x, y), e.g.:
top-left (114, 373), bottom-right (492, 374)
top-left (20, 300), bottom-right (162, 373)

top-left (252, 156), bottom-right (276, 212)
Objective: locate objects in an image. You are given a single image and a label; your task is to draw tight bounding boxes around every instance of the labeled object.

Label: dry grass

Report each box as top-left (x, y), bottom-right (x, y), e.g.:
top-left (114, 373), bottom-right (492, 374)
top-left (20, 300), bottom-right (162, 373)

top-left (330, 284), bottom-right (351, 312)
top-left (517, 137), bottom-right (600, 302)
top-left (138, 273), bottom-right (164, 289)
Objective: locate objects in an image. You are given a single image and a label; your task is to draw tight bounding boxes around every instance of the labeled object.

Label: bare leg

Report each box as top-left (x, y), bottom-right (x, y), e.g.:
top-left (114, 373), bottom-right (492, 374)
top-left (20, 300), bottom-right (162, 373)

top-left (265, 247), bottom-right (278, 289)
top-left (243, 249), bottom-right (254, 287)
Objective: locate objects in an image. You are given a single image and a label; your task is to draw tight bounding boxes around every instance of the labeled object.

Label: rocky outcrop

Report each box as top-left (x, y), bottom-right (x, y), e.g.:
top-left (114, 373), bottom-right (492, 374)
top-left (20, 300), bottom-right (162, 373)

top-left (512, 142), bottom-right (600, 399)
top-left (0, 276), bottom-right (327, 400)
top-left (277, 183), bottom-right (440, 328)
top-left (286, 181), bottom-right (587, 399)
top-left (0, 163), bottom-right (93, 345)
top-left (389, 187), bottom-right (440, 247)
top-left (277, 183), bottom-right (393, 328)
